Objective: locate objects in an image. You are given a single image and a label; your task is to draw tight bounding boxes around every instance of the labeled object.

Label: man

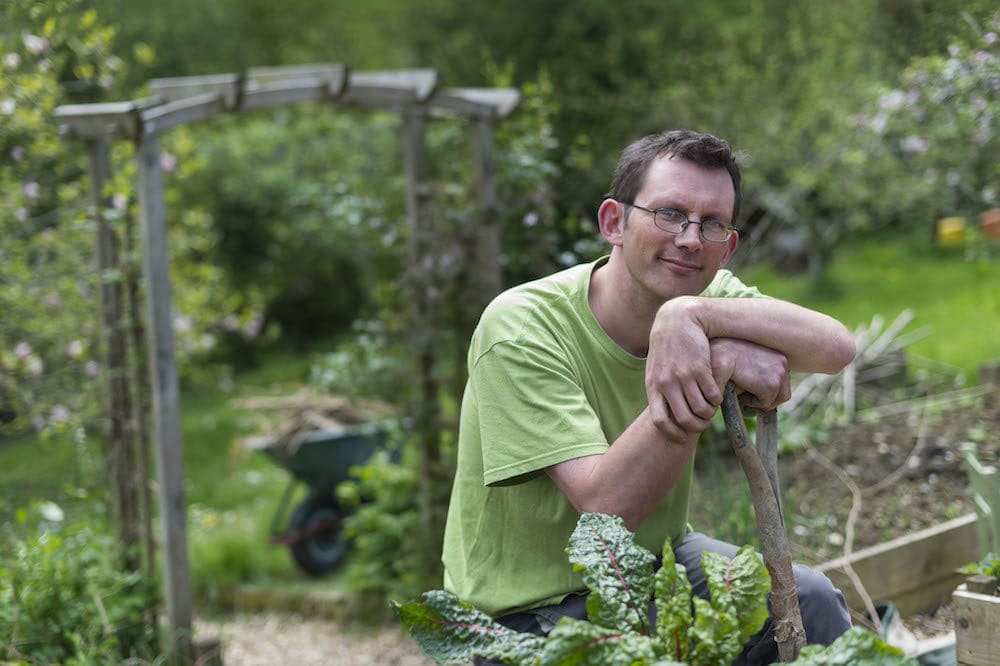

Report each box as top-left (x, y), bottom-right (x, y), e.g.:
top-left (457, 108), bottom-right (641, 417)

top-left (442, 129), bottom-right (856, 665)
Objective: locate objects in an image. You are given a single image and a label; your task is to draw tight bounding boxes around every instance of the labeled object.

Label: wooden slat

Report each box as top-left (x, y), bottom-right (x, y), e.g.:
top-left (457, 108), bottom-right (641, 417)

top-left (139, 92), bottom-right (227, 137)
top-left (149, 73), bottom-right (241, 108)
top-left (241, 80), bottom-right (337, 111)
top-left (954, 584), bottom-right (1000, 666)
top-left (247, 62), bottom-right (347, 93)
top-left (54, 101), bottom-right (150, 140)
top-left (816, 513), bottom-right (979, 616)
top-left (341, 68), bottom-right (438, 107)
top-left (433, 87), bottom-right (521, 119)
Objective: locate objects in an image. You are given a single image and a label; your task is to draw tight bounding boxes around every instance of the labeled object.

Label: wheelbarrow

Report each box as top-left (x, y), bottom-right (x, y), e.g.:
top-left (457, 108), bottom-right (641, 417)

top-left (248, 421), bottom-right (394, 577)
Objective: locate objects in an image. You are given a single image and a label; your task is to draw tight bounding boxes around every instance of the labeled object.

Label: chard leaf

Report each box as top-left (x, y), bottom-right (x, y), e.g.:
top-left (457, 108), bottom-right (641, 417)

top-left (784, 626), bottom-right (918, 665)
top-left (539, 617), bottom-right (661, 665)
top-left (652, 540), bottom-right (693, 662)
top-left (392, 590), bottom-right (544, 665)
top-left (566, 512), bottom-right (656, 635)
top-left (687, 595), bottom-right (742, 666)
top-left (702, 547), bottom-right (770, 644)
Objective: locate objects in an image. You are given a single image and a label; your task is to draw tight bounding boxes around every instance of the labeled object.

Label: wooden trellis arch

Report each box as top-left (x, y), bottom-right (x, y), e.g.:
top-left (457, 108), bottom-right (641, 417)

top-left (54, 64), bottom-right (519, 662)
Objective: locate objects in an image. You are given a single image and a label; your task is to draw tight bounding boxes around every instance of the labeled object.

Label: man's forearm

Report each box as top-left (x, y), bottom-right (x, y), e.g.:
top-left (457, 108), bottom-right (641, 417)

top-left (673, 296), bottom-right (856, 374)
top-left (545, 407), bottom-right (697, 532)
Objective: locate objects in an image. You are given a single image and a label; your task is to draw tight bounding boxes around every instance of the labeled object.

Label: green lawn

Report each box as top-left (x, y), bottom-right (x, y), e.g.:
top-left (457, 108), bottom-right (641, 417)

top-left (739, 233), bottom-right (1000, 380)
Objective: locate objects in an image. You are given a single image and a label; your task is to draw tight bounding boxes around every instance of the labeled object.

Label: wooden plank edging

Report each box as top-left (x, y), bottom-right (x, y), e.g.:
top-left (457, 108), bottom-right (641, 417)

top-left (816, 513), bottom-right (979, 616)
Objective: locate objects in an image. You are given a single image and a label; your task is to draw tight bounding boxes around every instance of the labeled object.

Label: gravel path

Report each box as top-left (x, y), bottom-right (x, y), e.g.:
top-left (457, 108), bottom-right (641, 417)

top-left (196, 612), bottom-right (436, 665)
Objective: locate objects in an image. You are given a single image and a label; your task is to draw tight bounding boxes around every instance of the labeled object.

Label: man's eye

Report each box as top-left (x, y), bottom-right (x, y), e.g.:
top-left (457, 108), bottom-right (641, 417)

top-left (658, 209), bottom-right (687, 223)
top-left (703, 219), bottom-right (726, 231)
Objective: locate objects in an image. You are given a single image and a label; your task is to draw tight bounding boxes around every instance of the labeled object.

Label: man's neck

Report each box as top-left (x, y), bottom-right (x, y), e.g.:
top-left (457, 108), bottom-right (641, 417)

top-left (588, 254), bottom-right (662, 357)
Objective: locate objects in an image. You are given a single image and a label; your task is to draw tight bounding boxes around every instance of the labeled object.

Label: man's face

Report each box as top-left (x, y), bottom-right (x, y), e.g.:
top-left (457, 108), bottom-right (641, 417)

top-left (617, 155), bottom-right (738, 301)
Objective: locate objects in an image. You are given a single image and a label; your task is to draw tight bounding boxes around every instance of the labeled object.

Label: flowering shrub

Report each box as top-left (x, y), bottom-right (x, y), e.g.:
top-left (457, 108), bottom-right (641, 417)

top-left (864, 13), bottom-right (999, 227)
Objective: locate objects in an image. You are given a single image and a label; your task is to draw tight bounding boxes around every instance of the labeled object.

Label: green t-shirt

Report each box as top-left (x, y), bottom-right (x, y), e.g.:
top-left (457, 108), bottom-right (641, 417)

top-left (441, 257), bottom-right (763, 616)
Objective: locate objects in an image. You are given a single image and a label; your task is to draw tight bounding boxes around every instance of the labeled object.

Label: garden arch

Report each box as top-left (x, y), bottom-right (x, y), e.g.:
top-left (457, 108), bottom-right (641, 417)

top-left (54, 64), bottom-right (520, 662)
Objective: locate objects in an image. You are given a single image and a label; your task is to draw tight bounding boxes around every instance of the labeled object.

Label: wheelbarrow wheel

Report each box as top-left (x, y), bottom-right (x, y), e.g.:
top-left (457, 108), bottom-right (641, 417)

top-left (287, 493), bottom-right (348, 577)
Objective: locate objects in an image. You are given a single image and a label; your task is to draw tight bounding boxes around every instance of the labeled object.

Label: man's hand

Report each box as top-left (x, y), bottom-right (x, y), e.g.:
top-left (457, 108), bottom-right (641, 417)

top-left (710, 337), bottom-right (790, 411)
top-left (645, 297), bottom-right (722, 439)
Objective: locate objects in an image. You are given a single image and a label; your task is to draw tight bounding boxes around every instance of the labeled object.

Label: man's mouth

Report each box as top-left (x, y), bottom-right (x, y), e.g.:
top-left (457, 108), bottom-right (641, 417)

top-left (660, 257), bottom-right (700, 274)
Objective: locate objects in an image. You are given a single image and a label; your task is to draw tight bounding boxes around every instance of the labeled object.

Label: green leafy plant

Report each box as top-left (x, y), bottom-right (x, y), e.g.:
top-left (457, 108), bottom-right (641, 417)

top-left (959, 552), bottom-right (1000, 580)
top-left (394, 512), bottom-right (915, 665)
top-left (0, 520), bottom-right (161, 663)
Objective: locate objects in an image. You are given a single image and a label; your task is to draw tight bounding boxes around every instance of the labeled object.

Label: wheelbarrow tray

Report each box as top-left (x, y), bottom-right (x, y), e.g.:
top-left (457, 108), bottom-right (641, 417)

top-left (249, 421), bottom-right (392, 493)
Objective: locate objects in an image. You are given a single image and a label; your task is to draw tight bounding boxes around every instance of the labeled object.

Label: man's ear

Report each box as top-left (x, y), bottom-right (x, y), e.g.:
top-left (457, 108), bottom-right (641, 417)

top-left (719, 230), bottom-right (740, 267)
top-left (598, 199), bottom-right (625, 247)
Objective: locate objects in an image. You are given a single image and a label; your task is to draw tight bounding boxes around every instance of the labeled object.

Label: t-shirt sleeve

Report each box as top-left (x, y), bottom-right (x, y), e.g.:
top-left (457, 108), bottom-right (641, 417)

top-left (471, 340), bottom-right (610, 487)
top-left (701, 268), bottom-right (768, 299)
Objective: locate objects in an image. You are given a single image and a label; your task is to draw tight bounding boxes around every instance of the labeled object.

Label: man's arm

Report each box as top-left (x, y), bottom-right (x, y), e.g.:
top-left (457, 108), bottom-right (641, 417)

top-left (547, 337), bottom-right (791, 531)
top-left (645, 295), bottom-right (855, 436)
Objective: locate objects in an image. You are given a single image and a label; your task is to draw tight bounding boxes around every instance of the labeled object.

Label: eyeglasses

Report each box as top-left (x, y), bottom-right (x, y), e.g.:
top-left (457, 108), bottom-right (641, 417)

top-left (626, 203), bottom-right (738, 242)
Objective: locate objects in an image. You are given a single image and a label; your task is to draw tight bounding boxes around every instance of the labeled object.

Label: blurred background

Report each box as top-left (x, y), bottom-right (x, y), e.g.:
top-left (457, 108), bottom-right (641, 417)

top-left (2, 0), bottom-right (998, 663)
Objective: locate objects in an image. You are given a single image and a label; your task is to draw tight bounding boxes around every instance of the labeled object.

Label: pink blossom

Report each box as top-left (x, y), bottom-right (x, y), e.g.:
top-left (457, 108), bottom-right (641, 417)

top-left (112, 193), bottom-right (128, 211)
top-left (11, 146), bottom-right (24, 161)
top-left (50, 405), bottom-right (69, 423)
top-left (14, 342), bottom-right (32, 358)
top-left (85, 361), bottom-right (100, 377)
top-left (27, 357), bottom-right (43, 376)
top-left (223, 315), bottom-right (241, 332)
top-left (160, 153), bottom-right (177, 173)
top-left (66, 340), bottom-right (83, 358)
top-left (985, 32), bottom-right (998, 46)
top-left (523, 211), bottom-right (539, 227)
top-left (23, 34), bottom-right (48, 54)
top-left (948, 44), bottom-right (961, 58)
top-left (22, 181), bottom-right (39, 200)
top-left (1, 99), bottom-right (14, 115)
top-left (244, 314), bottom-right (264, 339)
top-left (3, 53), bottom-right (20, 69)
top-left (174, 315), bottom-right (193, 333)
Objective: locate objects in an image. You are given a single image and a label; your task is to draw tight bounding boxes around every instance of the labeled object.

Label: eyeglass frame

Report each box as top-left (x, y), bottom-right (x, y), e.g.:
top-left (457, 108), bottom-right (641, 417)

top-left (624, 202), bottom-right (740, 243)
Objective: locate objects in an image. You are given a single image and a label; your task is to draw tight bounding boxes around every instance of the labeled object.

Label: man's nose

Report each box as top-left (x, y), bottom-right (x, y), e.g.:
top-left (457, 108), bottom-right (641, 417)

top-left (674, 221), bottom-right (703, 250)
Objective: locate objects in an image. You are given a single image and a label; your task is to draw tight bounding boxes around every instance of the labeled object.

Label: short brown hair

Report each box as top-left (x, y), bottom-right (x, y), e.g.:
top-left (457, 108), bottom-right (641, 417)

top-left (605, 129), bottom-right (742, 220)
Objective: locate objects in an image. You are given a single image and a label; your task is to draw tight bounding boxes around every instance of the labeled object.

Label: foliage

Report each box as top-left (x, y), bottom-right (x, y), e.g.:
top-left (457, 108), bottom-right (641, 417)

top-left (958, 552), bottom-right (1000, 579)
top-left (0, 0), bottom-right (123, 440)
top-left (394, 512), bottom-right (913, 665)
top-left (0, 517), bottom-right (161, 663)
top-left (335, 447), bottom-right (444, 616)
top-left (860, 12), bottom-right (999, 228)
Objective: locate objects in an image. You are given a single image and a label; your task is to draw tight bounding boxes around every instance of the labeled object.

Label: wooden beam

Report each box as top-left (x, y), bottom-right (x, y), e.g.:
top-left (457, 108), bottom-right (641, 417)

top-left (816, 513), bottom-right (979, 616)
top-left (242, 80), bottom-right (338, 111)
top-left (247, 62), bottom-right (347, 93)
top-left (433, 88), bottom-right (521, 119)
top-left (341, 68), bottom-right (438, 108)
top-left (135, 135), bottom-right (193, 662)
top-left (139, 92), bottom-right (227, 137)
top-left (54, 100), bottom-right (150, 140)
top-left (149, 73), bottom-right (241, 109)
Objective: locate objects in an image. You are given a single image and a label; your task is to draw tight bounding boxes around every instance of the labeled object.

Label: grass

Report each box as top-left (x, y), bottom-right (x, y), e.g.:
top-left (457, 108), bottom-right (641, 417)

top-left (739, 232), bottom-right (1000, 380)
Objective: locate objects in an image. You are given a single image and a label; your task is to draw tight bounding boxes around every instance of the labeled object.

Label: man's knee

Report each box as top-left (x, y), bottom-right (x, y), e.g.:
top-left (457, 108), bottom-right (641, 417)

top-left (793, 564), bottom-right (852, 645)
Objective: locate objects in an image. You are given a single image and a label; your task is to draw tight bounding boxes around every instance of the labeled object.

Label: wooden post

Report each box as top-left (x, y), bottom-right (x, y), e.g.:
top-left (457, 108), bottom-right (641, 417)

top-left (87, 138), bottom-right (141, 572)
top-left (470, 116), bottom-right (502, 303)
top-left (135, 133), bottom-right (193, 662)
top-left (401, 105), bottom-right (441, 535)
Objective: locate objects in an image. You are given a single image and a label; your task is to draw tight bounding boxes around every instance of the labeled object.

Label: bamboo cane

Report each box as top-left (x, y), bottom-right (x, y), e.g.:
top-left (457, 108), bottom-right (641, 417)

top-left (721, 382), bottom-right (806, 662)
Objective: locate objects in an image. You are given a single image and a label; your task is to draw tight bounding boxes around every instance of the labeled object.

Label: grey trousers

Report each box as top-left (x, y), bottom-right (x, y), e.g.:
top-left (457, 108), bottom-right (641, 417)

top-left (475, 531), bottom-right (852, 666)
